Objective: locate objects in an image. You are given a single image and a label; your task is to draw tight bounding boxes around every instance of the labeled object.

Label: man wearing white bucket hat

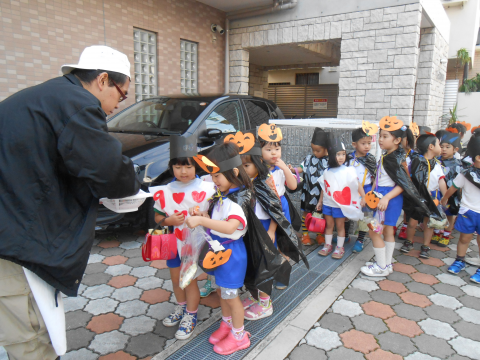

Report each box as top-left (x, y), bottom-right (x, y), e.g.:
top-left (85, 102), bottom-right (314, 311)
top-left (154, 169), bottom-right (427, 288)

top-left (0, 45), bottom-right (140, 359)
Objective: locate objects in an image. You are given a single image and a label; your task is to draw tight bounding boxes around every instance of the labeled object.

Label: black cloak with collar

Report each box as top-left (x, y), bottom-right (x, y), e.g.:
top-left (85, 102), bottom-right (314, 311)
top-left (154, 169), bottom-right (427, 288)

top-left (347, 152), bottom-right (377, 181)
top-left (439, 157), bottom-right (464, 215)
top-left (461, 166), bottom-right (480, 190)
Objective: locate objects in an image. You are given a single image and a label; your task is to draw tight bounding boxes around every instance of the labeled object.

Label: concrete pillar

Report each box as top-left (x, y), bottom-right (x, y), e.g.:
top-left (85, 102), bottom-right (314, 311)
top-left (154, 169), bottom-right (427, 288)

top-left (229, 49), bottom-right (249, 95)
top-left (249, 63), bottom-right (268, 98)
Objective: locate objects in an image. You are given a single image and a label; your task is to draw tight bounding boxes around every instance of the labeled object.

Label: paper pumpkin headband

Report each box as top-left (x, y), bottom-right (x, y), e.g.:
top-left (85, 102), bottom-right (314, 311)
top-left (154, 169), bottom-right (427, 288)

top-left (258, 123), bottom-right (283, 142)
top-left (446, 126), bottom-right (459, 134)
top-left (362, 121), bottom-right (379, 136)
top-left (193, 154), bottom-right (242, 174)
top-left (410, 122), bottom-right (420, 137)
top-left (224, 131), bottom-right (262, 156)
top-left (457, 121), bottom-right (471, 131)
top-left (379, 116), bottom-right (405, 132)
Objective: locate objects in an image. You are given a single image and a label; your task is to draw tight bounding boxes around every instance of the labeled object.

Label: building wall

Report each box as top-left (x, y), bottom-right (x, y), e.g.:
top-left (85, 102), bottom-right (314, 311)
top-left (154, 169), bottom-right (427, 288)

top-left (0, 0), bottom-right (226, 113)
top-left (446, 48), bottom-right (480, 80)
top-left (267, 68), bottom-right (340, 85)
top-left (248, 63), bottom-right (268, 98)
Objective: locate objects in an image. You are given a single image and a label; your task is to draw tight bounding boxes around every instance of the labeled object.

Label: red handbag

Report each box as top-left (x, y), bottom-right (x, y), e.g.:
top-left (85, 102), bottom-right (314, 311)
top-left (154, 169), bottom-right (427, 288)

top-left (305, 213), bottom-right (326, 234)
top-left (142, 221), bottom-right (177, 261)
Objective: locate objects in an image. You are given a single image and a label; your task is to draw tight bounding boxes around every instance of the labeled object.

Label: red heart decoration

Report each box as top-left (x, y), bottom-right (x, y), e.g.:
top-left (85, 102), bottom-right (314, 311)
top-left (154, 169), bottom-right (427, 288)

top-left (192, 191), bottom-right (206, 203)
top-left (174, 210), bottom-right (188, 218)
top-left (153, 190), bottom-right (165, 209)
top-left (172, 192), bottom-right (185, 204)
top-left (174, 228), bottom-right (188, 241)
top-left (333, 187), bottom-right (351, 206)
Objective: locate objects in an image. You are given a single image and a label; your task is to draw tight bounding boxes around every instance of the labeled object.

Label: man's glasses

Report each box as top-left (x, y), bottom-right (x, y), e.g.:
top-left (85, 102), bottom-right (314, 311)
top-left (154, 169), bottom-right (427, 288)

top-left (111, 79), bottom-right (127, 102)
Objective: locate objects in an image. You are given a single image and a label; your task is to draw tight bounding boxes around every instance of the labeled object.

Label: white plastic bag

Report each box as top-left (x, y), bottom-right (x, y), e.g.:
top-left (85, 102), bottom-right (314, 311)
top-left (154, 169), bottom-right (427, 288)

top-left (179, 227), bottom-right (208, 289)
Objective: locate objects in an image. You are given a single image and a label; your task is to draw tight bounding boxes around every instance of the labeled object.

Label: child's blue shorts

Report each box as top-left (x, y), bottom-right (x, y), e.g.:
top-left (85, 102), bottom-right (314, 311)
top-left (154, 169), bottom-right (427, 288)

top-left (167, 252), bottom-right (181, 268)
top-left (260, 218), bottom-right (278, 248)
top-left (455, 210), bottom-right (480, 235)
top-left (323, 205), bottom-right (345, 218)
top-left (280, 195), bottom-right (291, 223)
top-left (374, 186), bottom-right (403, 227)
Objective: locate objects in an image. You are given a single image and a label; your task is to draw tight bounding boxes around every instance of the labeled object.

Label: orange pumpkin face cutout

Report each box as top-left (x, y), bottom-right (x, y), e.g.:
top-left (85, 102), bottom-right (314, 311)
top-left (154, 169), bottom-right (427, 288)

top-left (258, 123), bottom-right (283, 142)
top-left (202, 249), bottom-right (232, 269)
top-left (192, 155), bottom-right (219, 174)
top-left (379, 116), bottom-right (404, 132)
top-left (362, 121), bottom-right (379, 136)
top-left (224, 131), bottom-right (256, 154)
top-left (457, 121), bottom-right (471, 131)
top-left (410, 122), bottom-right (420, 137)
top-left (365, 191), bottom-right (381, 210)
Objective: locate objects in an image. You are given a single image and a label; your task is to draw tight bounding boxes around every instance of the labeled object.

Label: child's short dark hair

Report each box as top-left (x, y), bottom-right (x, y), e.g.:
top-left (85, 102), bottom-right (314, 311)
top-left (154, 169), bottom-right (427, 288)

top-left (259, 139), bottom-right (281, 148)
top-left (416, 134), bottom-right (437, 155)
top-left (241, 154), bottom-right (270, 180)
top-left (352, 128), bottom-right (371, 143)
top-left (168, 157), bottom-right (194, 176)
top-left (207, 143), bottom-right (252, 190)
top-left (450, 123), bottom-right (466, 135)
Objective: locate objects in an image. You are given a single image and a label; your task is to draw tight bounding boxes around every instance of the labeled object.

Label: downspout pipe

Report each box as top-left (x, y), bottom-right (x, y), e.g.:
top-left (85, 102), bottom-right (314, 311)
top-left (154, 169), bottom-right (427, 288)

top-left (223, 0), bottom-right (299, 94)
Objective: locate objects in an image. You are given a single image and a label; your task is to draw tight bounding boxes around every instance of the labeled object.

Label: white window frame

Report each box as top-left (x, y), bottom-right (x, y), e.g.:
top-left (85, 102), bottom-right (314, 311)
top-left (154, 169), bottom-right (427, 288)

top-left (133, 28), bottom-right (157, 102)
top-left (180, 39), bottom-right (198, 95)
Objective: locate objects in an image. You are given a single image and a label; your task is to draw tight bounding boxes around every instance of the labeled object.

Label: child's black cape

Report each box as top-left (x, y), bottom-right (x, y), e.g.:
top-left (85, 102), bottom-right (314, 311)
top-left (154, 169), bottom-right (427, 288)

top-left (209, 188), bottom-right (290, 298)
top-left (439, 157), bottom-right (463, 215)
top-left (347, 152), bottom-right (377, 180)
top-left (284, 193), bottom-right (302, 231)
top-left (462, 166), bottom-right (480, 190)
top-left (382, 149), bottom-right (433, 220)
top-left (407, 156), bottom-right (442, 221)
top-left (253, 176), bottom-right (309, 269)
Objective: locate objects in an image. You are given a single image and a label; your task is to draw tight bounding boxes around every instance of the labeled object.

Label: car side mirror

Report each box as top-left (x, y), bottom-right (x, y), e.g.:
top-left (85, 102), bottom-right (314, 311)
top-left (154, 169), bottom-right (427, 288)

top-left (199, 128), bottom-right (222, 142)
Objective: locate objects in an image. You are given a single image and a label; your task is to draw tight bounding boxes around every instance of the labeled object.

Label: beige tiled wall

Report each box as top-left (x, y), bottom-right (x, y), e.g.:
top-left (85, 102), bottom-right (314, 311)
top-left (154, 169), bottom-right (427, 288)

top-left (0, 0), bottom-right (226, 113)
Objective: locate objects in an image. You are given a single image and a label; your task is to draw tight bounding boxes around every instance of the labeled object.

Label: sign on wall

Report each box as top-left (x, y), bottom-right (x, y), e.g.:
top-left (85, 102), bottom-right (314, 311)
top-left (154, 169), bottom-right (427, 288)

top-left (313, 98), bottom-right (328, 109)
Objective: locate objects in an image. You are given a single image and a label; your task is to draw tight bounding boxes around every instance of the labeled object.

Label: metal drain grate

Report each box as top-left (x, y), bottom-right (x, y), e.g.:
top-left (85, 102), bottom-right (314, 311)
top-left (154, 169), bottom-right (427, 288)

top-left (167, 241), bottom-right (355, 360)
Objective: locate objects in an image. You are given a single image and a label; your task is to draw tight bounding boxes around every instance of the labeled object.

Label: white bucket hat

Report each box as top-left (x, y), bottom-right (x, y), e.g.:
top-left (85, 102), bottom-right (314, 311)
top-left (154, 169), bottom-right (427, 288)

top-left (61, 45), bottom-right (131, 78)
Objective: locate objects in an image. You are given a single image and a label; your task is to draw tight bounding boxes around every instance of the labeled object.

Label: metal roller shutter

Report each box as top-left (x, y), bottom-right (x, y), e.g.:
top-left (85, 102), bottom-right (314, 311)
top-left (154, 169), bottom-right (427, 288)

top-left (442, 80), bottom-right (459, 127)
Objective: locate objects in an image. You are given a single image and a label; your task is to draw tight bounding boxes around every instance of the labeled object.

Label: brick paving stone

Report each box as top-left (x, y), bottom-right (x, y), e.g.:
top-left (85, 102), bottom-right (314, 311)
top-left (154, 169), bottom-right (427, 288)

top-left (342, 288), bottom-right (372, 304)
top-left (327, 347), bottom-right (365, 360)
top-left (125, 333), bottom-right (166, 358)
top-left (432, 283), bottom-right (465, 297)
top-left (98, 351), bottom-right (136, 360)
top-left (98, 239), bottom-right (120, 248)
top-left (89, 330), bottom-right (129, 355)
top-left (452, 320), bottom-right (480, 342)
top-left (350, 278), bottom-right (379, 292)
top-left (385, 316), bottom-right (423, 337)
top-left (135, 276), bottom-right (164, 290)
top-left (130, 266), bottom-right (157, 278)
top-left (90, 246), bottom-right (102, 254)
top-left (436, 273), bottom-right (467, 287)
top-left (378, 279), bottom-right (407, 294)
top-left (85, 298), bottom-right (119, 316)
top-left (429, 248), bottom-right (448, 256)
top-left (412, 334), bottom-right (455, 359)
top-left (404, 352), bottom-right (441, 360)
top-left (155, 268), bottom-right (171, 280)
top-left (62, 348), bottom-right (98, 360)
top-left (457, 294), bottom-right (480, 310)
top-left (398, 254), bottom-right (422, 265)
top-left (141, 288), bottom-right (171, 304)
top-left (428, 293), bottom-right (462, 310)
top-left (197, 304), bottom-right (212, 321)
top-left (64, 296), bottom-right (88, 312)
top-left (84, 263), bottom-right (108, 275)
top-left (66, 310), bottom-right (93, 330)
top-left (102, 255), bottom-right (128, 266)
top-left (392, 303), bottom-right (428, 321)
top-left (456, 307), bottom-right (480, 324)
top-left (289, 344), bottom-right (327, 360)
top-left (162, 279), bottom-right (172, 292)
top-left (100, 248), bottom-right (125, 257)
top-left (119, 241), bottom-right (142, 250)
top-left (351, 314), bottom-right (388, 335)
top-left (340, 329), bottom-right (379, 354)
top-left (418, 318), bottom-right (458, 340)
top-left (150, 260), bottom-right (168, 269)
top-left (362, 301), bottom-right (395, 319)
top-left (366, 348), bottom-right (403, 360)
top-left (88, 254), bottom-right (105, 264)
top-left (318, 313), bottom-right (354, 333)
top-left (448, 337), bottom-right (480, 360)
top-left (413, 264), bottom-right (443, 276)
top-left (82, 272), bottom-right (113, 287)
top-left (120, 315), bottom-right (157, 336)
top-left (405, 282), bottom-right (435, 296)
top-left (399, 292), bottom-right (432, 308)
top-left (305, 327), bottom-right (342, 351)
top-left (410, 272), bottom-right (439, 285)
top-left (448, 355), bottom-right (472, 360)
top-left (331, 299), bottom-right (363, 317)
top-left (200, 291), bottom-right (221, 308)
top-left (122, 248), bottom-right (143, 257)
top-left (114, 299), bottom-right (149, 318)
top-left (387, 271), bottom-right (413, 283)
top-left (86, 313), bottom-right (124, 334)
top-left (66, 328), bottom-right (95, 351)
top-left (377, 332), bottom-right (416, 357)
top-left (112, 286), bottom-right (143, 302)
top-left (424, 304), bottom-right (461, 323)
top-left (105, 264), bottom-right (132, 276)
top-left (125, 256), bottom-right (148, 267)
top-left (153, 320), bottom-right (178, 339)
top-left (370, 290), bottom-right (403, 305)
top-left (108, 274), bottom-right (138, 289)
top-left (393, 263), bottom-right (417, 274)
top-left (419, 257), bottom-right (445, 267)
top-left (147, 302), bottom-right (175, 320)
top-left (83, 284), bottom-right (115, 300)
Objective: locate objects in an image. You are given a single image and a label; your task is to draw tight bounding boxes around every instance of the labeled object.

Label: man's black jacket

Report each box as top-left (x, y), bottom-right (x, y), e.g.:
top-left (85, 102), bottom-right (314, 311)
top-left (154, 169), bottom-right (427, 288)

top-left (0, 74), bottom-right (140, 296)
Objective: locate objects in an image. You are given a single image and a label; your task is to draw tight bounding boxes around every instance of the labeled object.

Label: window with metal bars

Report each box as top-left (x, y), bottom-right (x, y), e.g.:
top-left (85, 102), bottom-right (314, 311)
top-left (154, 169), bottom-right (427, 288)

top-left (295, 73), bottom-right (319, 85)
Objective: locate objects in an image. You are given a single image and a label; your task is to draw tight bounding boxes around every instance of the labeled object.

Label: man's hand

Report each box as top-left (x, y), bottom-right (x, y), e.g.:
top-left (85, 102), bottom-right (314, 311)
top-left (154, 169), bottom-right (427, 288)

top-left (186, 216), bottom-right (203, 229)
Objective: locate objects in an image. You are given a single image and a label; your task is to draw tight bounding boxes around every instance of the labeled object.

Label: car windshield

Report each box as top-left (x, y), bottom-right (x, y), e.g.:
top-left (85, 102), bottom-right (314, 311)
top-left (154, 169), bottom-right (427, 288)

top-left (108, 98), bottom-right (209, 134)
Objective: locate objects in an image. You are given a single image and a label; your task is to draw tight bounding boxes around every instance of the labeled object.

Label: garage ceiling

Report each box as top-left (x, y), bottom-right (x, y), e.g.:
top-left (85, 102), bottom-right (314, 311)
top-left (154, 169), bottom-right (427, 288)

top-left (196, 0), bottom-right (274, 12)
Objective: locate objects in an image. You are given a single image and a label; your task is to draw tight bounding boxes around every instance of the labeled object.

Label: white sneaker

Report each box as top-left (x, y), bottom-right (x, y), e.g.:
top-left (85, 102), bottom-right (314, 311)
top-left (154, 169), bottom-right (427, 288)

top-left (365, 262), bottom-right (393, 274)
top-left (361, 262), bottom-right (390, 277)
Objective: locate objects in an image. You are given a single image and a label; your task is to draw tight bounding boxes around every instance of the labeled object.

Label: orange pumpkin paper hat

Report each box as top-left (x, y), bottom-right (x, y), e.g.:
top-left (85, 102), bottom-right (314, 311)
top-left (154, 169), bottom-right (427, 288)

top-left (361, 121), bottom-right (379, 137)
top-left (410, 122), bottom-right (420, 137)
top-left (379, 116), bottom-right (405, 132)
top-left (258, 123), bottom-right (283, 143)
top-left (224, 131), bottom-right (262, 156)
top-left (457, 121), bottom-right (471, 131)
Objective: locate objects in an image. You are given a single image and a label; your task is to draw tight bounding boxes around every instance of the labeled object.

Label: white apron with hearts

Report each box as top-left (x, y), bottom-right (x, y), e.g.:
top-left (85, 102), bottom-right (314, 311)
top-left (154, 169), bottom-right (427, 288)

top-left (319, 166), bottom-right (364, 221)
top-left (149, 178), bottom-right (215, 257)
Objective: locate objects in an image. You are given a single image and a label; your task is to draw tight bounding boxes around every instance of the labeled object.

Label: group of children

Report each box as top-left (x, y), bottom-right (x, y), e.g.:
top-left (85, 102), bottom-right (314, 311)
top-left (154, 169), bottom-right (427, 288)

top-left (149, 119), bottom-right (480, 355)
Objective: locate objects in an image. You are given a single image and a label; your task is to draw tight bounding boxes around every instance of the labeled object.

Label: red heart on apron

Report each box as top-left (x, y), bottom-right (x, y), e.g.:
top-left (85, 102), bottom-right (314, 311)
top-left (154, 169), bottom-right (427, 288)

top-left (174, 228), bottom-right (188, 241)
top-left (173, 192), bottom-right (185, 204)
top-left (153, 190), bottom-right (165, 208)
top-left (333, 187), bottom-right (351, 206)
top-left (192, 191), bottom-right (206, 203)
top-left (174, 210), bottom-right (188, 218)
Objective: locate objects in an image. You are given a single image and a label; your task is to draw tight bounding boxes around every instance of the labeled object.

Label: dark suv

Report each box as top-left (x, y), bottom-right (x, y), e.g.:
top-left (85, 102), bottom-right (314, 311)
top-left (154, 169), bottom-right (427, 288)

top-left (96, 94), bottom-right (284, 230)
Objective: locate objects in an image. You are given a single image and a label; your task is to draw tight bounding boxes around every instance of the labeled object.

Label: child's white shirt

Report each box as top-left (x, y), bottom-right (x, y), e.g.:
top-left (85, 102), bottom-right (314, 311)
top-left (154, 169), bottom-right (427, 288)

top-left (271, 167), bottom-right (286, 196)
top-left (453, 173), bottom-right (480, 214)
top-left (348, 158), bottom-right (372, 185)
top-left (377, 163), bottom-right (395, 187)
top-left (427, 163), bottom-right (445, 192)
top-left (210, 197), bottom-right (248, 239)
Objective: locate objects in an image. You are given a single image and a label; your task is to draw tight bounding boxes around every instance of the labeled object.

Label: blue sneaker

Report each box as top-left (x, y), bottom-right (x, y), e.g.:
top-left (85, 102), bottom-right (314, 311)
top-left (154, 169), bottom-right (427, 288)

top-left (200, 279), bottom-right (215, 298)
top-left (163, 304), bottom-right (185, 327)
top-left (275, 281), bottom-right (287, 290)
top-left (175, 311), bottom-right (197, 340)
top-left (470, 268), bottom-right (480, 284)
top-left (448, 260), bottom-right (466, 275)
top-left (352, 240), bottom-right (364, 253)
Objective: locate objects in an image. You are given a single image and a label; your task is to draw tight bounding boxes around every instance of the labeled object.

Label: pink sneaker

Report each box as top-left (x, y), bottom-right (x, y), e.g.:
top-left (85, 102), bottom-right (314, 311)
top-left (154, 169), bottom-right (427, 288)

top-left (244, 301), bottom-right (273, 321)
top-left (318, 244), bottom-right (333, 256)
top-left (242, 294), bottom-right (257, 309)
top-left (332, 246), bottom-right (345, 259)
top-left (209, 321), bottom-right (231, 345)
top-left (213, 330), bottom-right (251, 355)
